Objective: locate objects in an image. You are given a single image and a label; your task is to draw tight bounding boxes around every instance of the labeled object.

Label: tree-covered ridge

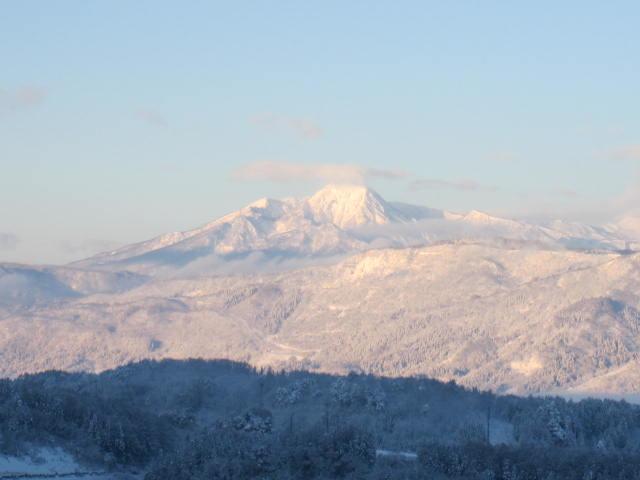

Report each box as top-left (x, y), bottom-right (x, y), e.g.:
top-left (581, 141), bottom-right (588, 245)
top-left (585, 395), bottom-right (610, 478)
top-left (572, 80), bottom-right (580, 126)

top-left (0, 359), bottom-right (639, 479)
top-left (7, 244), bottom-right (640, 397)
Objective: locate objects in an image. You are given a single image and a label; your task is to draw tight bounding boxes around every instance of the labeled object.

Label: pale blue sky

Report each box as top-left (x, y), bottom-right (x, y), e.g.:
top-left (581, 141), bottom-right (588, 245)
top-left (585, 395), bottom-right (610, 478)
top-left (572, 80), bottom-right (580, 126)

top-left (1, 1), bottom-right (639, 263)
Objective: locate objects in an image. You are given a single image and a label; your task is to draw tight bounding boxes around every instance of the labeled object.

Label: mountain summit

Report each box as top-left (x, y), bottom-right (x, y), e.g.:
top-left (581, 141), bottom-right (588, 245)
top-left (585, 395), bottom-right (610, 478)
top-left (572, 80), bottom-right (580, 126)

top-left (306, 184), bottom-right (409, 228)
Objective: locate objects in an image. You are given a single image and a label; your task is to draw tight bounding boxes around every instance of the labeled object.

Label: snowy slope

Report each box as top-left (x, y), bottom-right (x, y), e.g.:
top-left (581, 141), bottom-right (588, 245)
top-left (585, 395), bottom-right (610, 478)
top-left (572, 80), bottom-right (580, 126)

top-left (4, 243), bottom-right (640, 396)
top-left (0, 447), bottom-right (109, 478)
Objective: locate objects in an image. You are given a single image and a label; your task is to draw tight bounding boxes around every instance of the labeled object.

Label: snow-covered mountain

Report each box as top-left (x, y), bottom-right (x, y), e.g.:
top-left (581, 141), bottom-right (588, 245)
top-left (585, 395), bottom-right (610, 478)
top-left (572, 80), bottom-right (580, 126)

top-left (72, 184), bottom-right (632, 276)
top-left (306, 183), bottom-right (425, 227)
top-left (3, 184), bottom-right (640, 397)
top-left (4, 243), bottom-right (640, 396)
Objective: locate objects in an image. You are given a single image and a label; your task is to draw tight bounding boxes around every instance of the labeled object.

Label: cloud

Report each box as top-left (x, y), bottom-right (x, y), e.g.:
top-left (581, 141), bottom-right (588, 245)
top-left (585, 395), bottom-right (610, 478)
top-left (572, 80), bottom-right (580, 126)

top-left (232, 160), bottom-right (407, 184)
top-left (0, 86), bottom-right (47, 114)
top-left (135, 109), bottom-right (168, 127)
top-left (609, 145), bottom-right (640, 161)
top-left (552, 188), bottom-right (579, 198)
top-left (489, 151), bottom-right (518, 163)
top-left (409, 178), bottom-right (498, 192)
top-left (0, 233), bottom-right (19, 251)
top-left (366, 168), bottom-right (408, 180)
top-left (605, 173), bottom-right (640, 219)
top-left (249, 113), bottom-right (323, 140)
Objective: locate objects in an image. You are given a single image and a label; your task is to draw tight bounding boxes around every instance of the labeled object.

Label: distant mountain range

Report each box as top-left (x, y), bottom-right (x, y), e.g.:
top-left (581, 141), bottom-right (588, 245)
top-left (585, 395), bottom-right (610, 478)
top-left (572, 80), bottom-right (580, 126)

top-left (71, 184), bottom-right (635, 276)
top-left (2, 184), bottom-right (640, 397)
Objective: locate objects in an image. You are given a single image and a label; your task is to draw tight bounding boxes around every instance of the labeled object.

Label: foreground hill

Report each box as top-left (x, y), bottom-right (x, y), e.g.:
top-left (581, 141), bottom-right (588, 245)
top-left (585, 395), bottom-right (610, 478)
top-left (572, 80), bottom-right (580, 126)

top-left (3, 242), bottom-right (640, 396)
top-left (2, 359), bottom-right (640, 479)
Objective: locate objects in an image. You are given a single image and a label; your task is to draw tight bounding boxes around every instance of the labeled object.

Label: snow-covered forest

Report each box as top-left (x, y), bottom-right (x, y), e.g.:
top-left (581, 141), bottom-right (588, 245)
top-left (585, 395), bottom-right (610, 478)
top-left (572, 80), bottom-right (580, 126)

top-left (1, 359), bottom-right (640, 479)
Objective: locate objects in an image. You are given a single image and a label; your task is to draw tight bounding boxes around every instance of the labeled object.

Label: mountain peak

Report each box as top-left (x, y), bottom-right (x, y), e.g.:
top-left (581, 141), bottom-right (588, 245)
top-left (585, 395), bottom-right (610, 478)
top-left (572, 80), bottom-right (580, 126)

top-left (309, 184), bottom-right (381, 204)
top-left (306, 184), bottom-right (400, 229)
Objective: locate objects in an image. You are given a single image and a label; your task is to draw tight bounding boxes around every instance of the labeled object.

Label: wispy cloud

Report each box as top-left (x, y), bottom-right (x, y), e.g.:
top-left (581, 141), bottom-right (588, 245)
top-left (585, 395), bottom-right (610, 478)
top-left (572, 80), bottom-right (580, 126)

top-left (552, 188), bottom-right (579, 198)
top-left (135, 108), bottom-right (168, 127)
top-left (609, 145), bottom-right (640, 161)
top-left (249, 113), bottom-right (323, 140)
top-left (489, 151), bottom-right (518, 163)
top-left (409, 178), bottom-right (498, 192)
top-left (606, 172), bottom-right (640, 216)
top-left (0, 233), bottom-right (19, 251)
top-left (232, 160), bottom-right (407, 184)
top-left (0, 86), bottom-right (47, 114)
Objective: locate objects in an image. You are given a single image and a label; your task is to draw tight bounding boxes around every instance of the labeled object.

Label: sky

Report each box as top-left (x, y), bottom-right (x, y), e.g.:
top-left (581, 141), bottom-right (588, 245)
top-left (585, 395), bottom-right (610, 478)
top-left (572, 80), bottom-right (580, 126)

top-left (2, 1), bottom-right (640, 264)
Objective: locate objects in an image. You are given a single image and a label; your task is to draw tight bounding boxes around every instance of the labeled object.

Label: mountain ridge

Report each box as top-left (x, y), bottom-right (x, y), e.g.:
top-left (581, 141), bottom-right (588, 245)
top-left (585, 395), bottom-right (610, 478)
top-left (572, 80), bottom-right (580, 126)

top-left (3, 242), bottom-right (640, 396)
top-left (70, 184), bottom-right (634, 276)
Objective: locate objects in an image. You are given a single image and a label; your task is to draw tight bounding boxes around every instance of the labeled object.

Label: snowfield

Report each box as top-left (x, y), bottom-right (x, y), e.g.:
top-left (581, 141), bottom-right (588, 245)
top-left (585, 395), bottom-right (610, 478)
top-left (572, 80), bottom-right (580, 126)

top-left (0, 447), bottom-right (120, 479)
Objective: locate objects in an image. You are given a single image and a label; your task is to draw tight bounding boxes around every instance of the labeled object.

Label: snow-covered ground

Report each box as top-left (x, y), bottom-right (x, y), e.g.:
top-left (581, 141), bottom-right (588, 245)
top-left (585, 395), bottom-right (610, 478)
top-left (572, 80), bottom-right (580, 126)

top-left (0, 448), bottom-right (79, 476)
top-left (376, 449), bottom-right (418, 460)
top-left (0, 447), bottom-right (126, 479)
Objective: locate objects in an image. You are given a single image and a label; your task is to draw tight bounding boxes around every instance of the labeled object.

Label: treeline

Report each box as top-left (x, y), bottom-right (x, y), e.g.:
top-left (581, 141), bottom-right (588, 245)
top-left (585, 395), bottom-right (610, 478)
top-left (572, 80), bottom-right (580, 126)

top-left (146, 424), bottom-right (640, 480)
top-left (0, 359), bottom-right (638, 479)
top-left (419, 442), bottom-right (640, 480)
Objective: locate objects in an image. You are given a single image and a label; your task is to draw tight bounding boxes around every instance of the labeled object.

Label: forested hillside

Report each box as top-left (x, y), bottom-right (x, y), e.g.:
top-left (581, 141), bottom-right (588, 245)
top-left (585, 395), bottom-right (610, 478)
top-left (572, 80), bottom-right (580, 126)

top-left (1, 359), bottom-right (639, 479)
top-left (6, 244), bottom-right (640, 396)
